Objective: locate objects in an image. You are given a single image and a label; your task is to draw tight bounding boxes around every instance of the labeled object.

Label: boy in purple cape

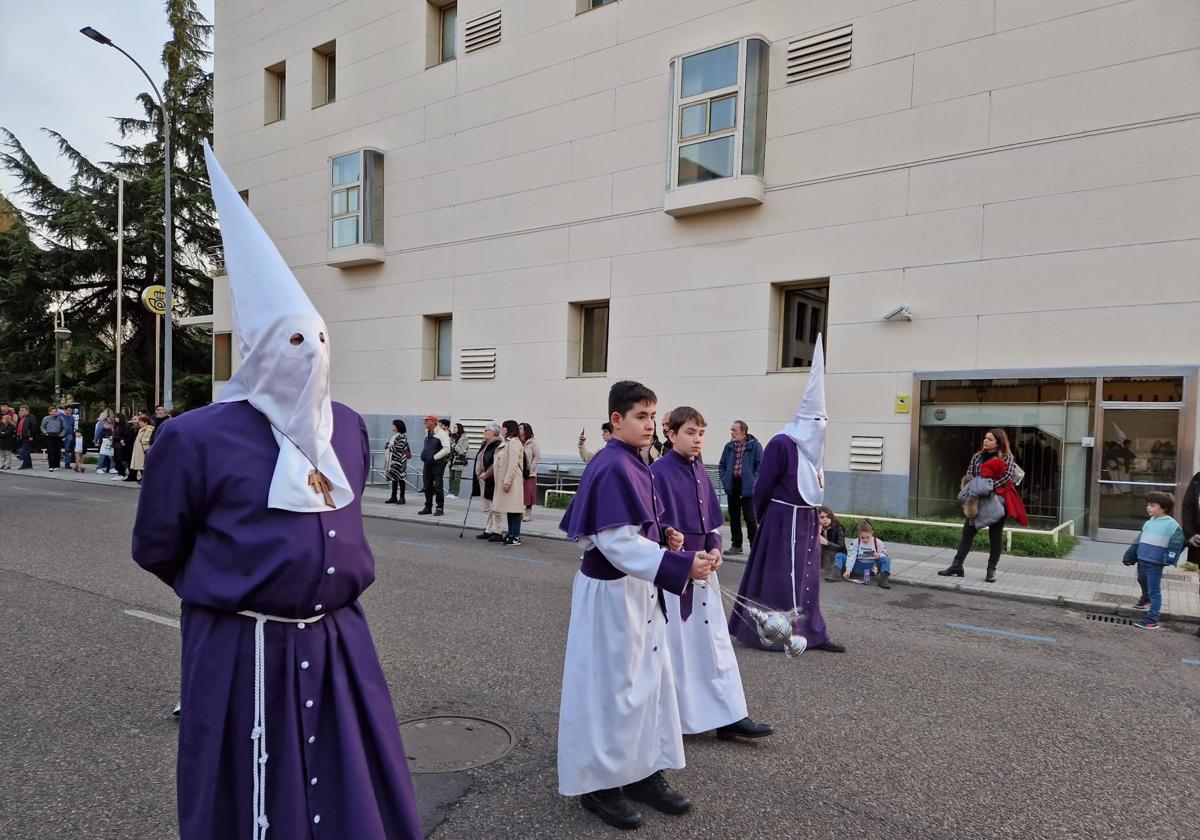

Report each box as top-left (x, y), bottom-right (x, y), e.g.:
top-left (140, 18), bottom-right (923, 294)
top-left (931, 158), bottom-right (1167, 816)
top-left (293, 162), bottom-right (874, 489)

top-left (653, 407), bottom-right (774, 740)
top-left (729, 336), bottom-right (847, 654)
top-left (131, 143), bottom-right (421, 840)
top-left (559, 382), bottom-right (719, 830)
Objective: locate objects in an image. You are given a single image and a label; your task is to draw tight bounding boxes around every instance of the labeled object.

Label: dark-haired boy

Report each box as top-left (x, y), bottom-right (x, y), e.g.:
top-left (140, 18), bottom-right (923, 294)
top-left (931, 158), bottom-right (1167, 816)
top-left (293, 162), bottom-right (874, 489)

top-left (559, 382), bottom-right (718, 830)
top-left (1124, 491), bottom-right (1185, 630)
top-left (653, 407), bottom-right (773, 742)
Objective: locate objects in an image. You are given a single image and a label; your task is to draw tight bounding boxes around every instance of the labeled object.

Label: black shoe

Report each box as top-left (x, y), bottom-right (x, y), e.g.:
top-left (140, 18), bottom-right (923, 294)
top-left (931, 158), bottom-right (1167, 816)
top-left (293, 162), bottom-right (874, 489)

top-left (726, 547), bottom-right (742, 556)
top-left (384, 497), bottom-right (397, 504)
top-left (488, 534), bottom-right (504, 542)
top-left (812, 640), bottom-right (846, 653)
top-left (509, 536), bottom-right (522, 546)
top-left (17, 465), bottom-right (31, 470)
top-left (877, 571), bottom-right (892, 589)
top-left (502, 536), bottom-right (513, 546)
top-left (417, 508), bottom-right (433, 516)
top-left (716, 716), bottom-right (774, 740)
top-left (937, 563), bottom-right (964, 577)
top-left (434, 508), bottom-right (444, 517)
top-left (623, 771), bottom-right (691, 816)
top-left (475, 531), bottom-right (492, 540)
top-left (985, 565), bottom-right (997, 583)
top-left (580, 789), bottom-right (643, 830)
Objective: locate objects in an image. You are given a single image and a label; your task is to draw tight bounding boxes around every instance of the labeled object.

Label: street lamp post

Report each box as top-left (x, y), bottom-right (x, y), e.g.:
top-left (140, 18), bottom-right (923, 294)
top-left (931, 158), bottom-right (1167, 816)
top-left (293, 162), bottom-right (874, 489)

top-left (53, 310), bottom-right (71, 403)
top-left (81, 26), bottom-right (174, 409)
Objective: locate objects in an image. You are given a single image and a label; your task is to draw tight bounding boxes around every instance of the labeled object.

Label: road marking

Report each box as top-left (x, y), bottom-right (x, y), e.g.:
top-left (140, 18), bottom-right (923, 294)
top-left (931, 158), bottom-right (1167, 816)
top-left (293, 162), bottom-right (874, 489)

top-left (497, 554), bottom-right (552, 567)
top-left (1183, 658), bottom-right (1200, 666)
top-left (393, 539), bottom-right (440, 549)
top-left (124, 609), bottom-right (181, 629)
top-left (945, 622), bottom-right (1055, 644)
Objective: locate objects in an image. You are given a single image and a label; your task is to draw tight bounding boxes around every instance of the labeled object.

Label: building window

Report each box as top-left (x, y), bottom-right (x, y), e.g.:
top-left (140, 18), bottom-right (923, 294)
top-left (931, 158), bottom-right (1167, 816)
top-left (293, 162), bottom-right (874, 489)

top-left (778, 282), bottom-right (828, 369)
top-left (264, 62), bottom-right (286, 123)
top-left (214, 332), bottom-right (232, 382)
top-left (667, 38), bottom-right (769, 190)
top-left (329, 149), bottom-right (384, 249)
top-left (580, 303), bottom-right (609, 375)
top-left (427, 2), bottom-right (458, 66)
top-left (237, 189), bottom-right (249, 205)
top-left (577, 0), bottom-right (618, 12)
top-left (313, 42), bottom-right (336, 107)
top-left (436, 317), bottom-right (453, 379)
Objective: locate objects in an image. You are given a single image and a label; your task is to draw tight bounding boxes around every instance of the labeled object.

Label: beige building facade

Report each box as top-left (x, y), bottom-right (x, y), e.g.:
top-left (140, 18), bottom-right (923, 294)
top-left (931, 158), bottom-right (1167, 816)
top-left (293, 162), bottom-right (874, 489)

top-left (211, 0), bottom-right (1200, 539)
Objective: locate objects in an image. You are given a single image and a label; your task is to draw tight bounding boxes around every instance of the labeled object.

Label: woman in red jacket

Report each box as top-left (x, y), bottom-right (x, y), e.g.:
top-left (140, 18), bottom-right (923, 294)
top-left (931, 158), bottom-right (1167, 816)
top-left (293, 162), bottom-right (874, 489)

top-left (938, 429), bottom-right (1027, 583)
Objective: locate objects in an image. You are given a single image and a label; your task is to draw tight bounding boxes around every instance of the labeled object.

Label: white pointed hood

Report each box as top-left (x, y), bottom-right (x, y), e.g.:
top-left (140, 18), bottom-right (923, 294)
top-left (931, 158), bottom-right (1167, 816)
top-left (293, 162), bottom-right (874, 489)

top-left (779, 334), bottom-right (827, 505)
top-left (205, 141), bottom-right (352, 512)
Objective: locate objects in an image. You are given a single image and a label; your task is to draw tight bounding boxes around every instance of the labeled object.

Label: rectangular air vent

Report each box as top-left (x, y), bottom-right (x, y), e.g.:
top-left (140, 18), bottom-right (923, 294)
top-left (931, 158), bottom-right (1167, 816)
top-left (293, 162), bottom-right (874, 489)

top-left (464, 10), bottom-right (502, 53)
top-left (460, 347), bottom-right (497, 380)
top-left (458, 418), bottom-right (491, 452)
top-left (787, 24), bottom-right (852, 83)
top-left (849, 435), bottom-right (884, 472)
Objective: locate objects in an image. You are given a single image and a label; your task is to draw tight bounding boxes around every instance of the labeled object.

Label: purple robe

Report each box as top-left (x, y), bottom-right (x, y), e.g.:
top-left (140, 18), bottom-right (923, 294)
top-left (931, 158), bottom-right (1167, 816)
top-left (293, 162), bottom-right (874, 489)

top-left (728, 433), bottom-right (829, 648)
top-left (650, 450), bottom-right (723, 619)
top-left (132, 400), bottom-right (421, 840)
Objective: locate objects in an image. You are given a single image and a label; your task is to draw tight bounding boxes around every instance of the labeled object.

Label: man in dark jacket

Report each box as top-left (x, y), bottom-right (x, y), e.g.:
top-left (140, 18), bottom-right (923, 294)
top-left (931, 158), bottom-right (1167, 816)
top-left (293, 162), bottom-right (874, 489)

top-left (60, 407), bottom-right (76, 468)
top-left (40, 406), bottom-right (65, 471)
top-left (419, 414), bottom-right (450, 516)
top-left (719, 421), bottom-right (763, 556)
top-left (15, 406), bottom-right (35, 469)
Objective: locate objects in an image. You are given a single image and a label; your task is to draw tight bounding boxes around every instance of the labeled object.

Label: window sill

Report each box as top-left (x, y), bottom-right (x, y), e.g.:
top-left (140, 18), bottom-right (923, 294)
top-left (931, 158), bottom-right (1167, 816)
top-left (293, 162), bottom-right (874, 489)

top-left (664, 176), bottom-right (764, 218)
top-left (327, 243), bottom-right (385, 268)
top-left (312, 99), bottom-right (335, 109)
top-left (264, 117), bottom-right (285, 125)
top-left (768, 366), bottom-right (813, 374)
top-left (568, 372), bottom-right (608, 379)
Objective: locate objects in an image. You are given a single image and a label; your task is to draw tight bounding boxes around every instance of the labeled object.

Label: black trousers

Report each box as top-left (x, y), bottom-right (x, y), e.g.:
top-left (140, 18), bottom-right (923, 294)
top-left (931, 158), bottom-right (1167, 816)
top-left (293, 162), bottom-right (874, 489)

top-left (423, 464), bottom-right (444, 510)
top-left (44, 435), bottom-right (62, 469)
top-left (728, 477), bottom-right (758, 549)
top-left (953, 518), bottom-right (1005, 566)
top-left (389, 480), bottom-right (406, 502)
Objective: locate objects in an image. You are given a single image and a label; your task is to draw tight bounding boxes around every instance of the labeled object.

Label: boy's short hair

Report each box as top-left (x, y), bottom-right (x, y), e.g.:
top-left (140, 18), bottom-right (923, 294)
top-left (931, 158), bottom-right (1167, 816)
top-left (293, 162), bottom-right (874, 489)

top-left (666, 406), bottom-right (706, 433)
top-left (601, 422), bottom-right (613, 434)
top-left (1146, 491), bottom-right (1175, 513)
top-left (609, 381), bottom-right (657, 418)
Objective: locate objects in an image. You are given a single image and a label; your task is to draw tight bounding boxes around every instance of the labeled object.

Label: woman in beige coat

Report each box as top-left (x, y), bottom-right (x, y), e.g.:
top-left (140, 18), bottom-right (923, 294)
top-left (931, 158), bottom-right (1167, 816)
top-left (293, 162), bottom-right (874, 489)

top-left (492, 420), bottom-right (526, 546)
top-left (128, 414), bottom-right (155, 483)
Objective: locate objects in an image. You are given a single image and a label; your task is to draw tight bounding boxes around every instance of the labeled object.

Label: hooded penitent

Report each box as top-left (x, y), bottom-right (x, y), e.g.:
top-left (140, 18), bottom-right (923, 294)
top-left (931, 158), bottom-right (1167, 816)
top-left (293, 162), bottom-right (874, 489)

top-left (778, 334), bottom-right (827, 505)
top-left (203, 141), bottom-right (352, 512)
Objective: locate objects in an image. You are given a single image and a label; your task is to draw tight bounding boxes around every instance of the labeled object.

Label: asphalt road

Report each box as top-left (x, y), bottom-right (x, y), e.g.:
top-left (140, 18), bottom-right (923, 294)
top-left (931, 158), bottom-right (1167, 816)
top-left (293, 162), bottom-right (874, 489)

top-left (1, 477), bottom-right (1198, 840)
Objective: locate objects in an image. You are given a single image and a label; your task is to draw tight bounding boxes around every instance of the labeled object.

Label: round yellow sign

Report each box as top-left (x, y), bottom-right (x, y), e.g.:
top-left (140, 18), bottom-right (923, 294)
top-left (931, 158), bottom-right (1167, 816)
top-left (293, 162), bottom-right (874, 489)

top-left (141, 285), bottom-right (168, 315)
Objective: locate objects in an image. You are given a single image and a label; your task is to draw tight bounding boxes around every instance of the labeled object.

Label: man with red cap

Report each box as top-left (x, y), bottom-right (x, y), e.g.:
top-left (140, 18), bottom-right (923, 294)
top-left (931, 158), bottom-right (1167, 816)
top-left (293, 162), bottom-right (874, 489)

top-left (419, 414), bottom-right (451, 516)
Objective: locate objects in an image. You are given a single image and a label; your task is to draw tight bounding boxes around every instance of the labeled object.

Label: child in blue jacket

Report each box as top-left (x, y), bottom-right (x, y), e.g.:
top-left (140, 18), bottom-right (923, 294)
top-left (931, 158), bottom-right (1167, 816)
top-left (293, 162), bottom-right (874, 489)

top-left (1123, 491), bottom-right (1185, 630)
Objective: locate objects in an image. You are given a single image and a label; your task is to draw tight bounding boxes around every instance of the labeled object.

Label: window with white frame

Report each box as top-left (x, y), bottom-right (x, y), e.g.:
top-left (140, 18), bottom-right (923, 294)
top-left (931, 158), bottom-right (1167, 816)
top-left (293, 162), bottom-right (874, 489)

top-left (667, 38), bottom-right (769, 190)
top-left (329, 149), bottom-right (384, 249)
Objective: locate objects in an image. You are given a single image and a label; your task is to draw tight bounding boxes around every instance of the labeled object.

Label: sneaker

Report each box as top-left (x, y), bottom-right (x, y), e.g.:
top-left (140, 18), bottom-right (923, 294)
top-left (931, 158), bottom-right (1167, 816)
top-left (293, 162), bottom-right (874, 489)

top-left (446, 493), bottom-right (457, 500)
top-left (95, 468), bottom-right (103, 473)
top-left (1134, 619), bottom-right (1160, 630)
top-left (1133, 600), bottom-right (1150, 611)
top-left (509, 536), bottom-right (522, 547)
top-left (726, 547), bottom-right (742, 557)
top-left (502, 536), bottom-right (513, 546)
top-left (49, 467), bottom-right (57, 472)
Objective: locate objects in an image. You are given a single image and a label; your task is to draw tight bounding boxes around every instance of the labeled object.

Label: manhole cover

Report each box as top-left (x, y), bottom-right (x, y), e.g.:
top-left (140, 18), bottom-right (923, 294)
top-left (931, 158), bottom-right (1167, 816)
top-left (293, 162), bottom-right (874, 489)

top-left (398, 715), bottom-right (513, 773)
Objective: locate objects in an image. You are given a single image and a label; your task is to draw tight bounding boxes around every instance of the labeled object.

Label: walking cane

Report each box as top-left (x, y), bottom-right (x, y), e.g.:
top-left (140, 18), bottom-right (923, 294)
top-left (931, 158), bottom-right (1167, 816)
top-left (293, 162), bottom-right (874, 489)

top-left (458, 486), bottom-right (476, 538)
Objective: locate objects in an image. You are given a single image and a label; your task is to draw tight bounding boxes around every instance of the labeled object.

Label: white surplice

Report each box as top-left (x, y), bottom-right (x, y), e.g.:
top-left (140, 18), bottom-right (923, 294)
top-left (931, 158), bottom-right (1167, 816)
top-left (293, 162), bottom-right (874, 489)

top-left (663, 569), bottom-right (749, 734)
top-left (557, 525), bottom-right (685, 796)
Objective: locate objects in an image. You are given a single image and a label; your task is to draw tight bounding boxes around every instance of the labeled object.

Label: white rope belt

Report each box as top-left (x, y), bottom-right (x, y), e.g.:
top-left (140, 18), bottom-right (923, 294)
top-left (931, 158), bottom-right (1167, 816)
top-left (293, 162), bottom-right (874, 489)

top-left (770, 499), bottom-right (817, 613)
top-left (238, 610), bottom-right (326, 839)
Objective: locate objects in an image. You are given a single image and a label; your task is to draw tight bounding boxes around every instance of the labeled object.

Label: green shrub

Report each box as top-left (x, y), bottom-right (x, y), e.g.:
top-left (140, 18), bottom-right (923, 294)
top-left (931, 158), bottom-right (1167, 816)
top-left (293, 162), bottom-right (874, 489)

top-left (545, 490), bottom-right (574, 510)
top-left (839, 515), bottom-right (1077, 559)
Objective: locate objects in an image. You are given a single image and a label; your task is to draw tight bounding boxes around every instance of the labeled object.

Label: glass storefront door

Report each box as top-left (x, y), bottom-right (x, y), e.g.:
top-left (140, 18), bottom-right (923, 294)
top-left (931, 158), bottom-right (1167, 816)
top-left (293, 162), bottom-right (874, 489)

top-left (1096, 407), bottom-right (1181, 534)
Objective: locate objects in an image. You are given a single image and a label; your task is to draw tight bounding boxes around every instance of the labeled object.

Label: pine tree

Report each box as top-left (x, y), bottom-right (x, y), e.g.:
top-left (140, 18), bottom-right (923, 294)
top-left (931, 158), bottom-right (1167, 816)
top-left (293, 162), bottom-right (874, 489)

top-left (0, 0), bottom-right (216, 411)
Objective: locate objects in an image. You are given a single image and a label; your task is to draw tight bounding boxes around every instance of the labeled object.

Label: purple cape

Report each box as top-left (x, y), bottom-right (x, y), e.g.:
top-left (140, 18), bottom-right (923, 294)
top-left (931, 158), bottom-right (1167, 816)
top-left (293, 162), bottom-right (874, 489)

top-left (132, 400), bottom-right (421, 839)
top-left (728, 433), bottom-right (829, 648)
top-left (559, 438), bottom-right (692, 594)
top-left (650, 450), bottom-right (723, 618)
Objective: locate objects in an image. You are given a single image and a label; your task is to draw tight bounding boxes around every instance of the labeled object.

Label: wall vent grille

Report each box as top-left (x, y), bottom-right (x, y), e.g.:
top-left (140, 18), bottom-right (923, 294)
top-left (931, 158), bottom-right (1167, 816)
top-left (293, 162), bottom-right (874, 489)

top-left (464, 10), bottom-right (502, 54)
top-left (849, 435), bottom-right (884, 472)
top-left (460, 347), bottom-right (497, 380)
top-left (458, 419), bottom-right (492, 452)
top-left (787, 24), bottom-right (852, 83)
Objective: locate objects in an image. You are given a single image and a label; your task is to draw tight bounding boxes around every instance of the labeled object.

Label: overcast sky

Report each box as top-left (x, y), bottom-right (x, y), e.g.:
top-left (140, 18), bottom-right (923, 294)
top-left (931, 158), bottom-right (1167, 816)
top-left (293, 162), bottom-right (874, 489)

top-left (0, 0), bottom-right (215, 209)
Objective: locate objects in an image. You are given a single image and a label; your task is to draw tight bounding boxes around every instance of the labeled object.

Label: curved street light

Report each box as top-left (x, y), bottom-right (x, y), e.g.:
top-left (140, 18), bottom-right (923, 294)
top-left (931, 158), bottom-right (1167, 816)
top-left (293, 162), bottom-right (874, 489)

top-left (80, 26), bottom-right (174, 409)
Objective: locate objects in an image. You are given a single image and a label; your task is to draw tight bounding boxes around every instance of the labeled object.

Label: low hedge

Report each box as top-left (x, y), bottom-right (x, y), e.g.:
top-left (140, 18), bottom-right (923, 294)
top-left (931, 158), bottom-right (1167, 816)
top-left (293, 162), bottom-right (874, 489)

top-left (540, 492), bottom-right (1075, 558)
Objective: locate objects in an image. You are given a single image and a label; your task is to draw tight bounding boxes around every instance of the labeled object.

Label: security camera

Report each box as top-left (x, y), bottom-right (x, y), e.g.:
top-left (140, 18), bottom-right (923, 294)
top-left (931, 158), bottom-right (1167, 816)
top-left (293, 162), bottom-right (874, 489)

top-left (881, 303), bottom-right (912, 322)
